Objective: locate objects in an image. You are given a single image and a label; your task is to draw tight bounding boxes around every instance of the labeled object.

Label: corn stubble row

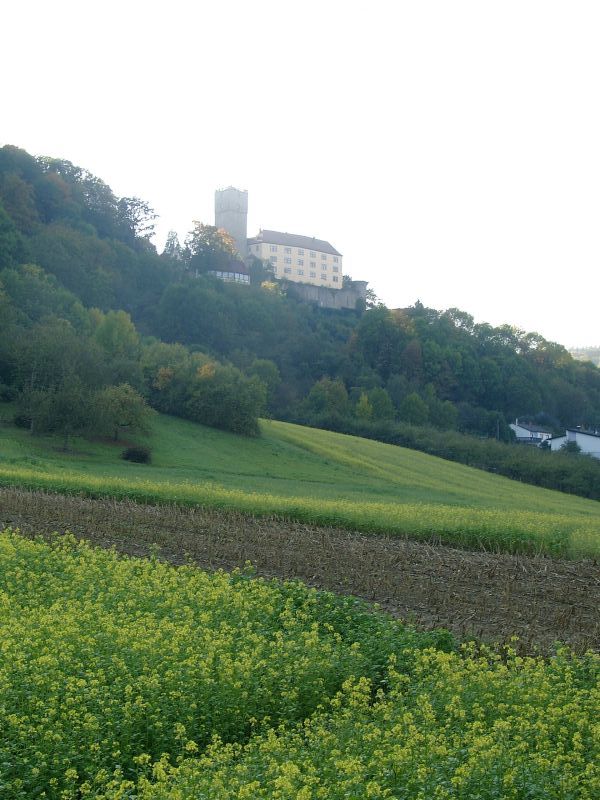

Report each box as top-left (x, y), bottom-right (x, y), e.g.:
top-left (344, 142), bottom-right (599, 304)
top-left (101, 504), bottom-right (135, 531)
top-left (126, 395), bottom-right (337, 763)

top-left (0, 531), bottom-right (598, 799)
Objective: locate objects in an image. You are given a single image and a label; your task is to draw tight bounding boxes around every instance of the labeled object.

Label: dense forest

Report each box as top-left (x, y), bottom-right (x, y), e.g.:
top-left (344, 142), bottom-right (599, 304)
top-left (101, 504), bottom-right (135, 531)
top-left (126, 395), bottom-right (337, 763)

top-left (2, 143), bottom-right (600, 456)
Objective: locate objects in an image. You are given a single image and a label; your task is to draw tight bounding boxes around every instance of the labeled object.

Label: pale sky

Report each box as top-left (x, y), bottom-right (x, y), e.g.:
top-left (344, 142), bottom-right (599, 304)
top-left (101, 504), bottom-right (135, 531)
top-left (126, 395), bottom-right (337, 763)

top-left (2, 1), bottom-right (599, 347)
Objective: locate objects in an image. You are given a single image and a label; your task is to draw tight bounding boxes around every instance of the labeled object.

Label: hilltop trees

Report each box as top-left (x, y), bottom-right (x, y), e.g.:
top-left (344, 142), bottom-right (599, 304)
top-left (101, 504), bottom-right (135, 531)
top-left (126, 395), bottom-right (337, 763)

top-left (184, 223), bottom-right (237, 273)
top-left (3, 143), bottom-right (600, 447)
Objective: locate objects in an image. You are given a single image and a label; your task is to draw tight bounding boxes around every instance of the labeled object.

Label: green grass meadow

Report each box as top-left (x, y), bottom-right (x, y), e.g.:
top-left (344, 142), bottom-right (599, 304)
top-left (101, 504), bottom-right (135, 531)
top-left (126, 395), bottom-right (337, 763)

top-left (1, 405), bottom-right (599, 557)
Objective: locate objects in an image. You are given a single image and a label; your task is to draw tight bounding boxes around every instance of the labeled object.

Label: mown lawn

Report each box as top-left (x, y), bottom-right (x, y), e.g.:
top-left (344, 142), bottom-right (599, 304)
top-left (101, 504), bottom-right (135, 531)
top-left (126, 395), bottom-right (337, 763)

top-left (1, 405), bottom-right (599, 556)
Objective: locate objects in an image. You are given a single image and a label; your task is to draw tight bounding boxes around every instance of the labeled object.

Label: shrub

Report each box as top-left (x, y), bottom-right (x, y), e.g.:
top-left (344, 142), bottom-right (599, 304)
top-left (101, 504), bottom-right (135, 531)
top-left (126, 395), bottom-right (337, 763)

top-left (121, 445), bottom-right (151, 463)
top-left (13, 412), bottom-right (31, 429)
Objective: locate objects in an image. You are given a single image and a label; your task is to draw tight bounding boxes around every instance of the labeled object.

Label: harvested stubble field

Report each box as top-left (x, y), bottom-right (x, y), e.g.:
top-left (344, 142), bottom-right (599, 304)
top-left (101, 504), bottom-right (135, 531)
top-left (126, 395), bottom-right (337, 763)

top-left (2, 486), bottom-right (599, 654)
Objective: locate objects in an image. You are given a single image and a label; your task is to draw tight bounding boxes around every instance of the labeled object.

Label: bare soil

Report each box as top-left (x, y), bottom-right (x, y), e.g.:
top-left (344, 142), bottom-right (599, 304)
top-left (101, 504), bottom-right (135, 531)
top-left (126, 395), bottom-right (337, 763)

top-left (1, 486), bottom-right (598, 654)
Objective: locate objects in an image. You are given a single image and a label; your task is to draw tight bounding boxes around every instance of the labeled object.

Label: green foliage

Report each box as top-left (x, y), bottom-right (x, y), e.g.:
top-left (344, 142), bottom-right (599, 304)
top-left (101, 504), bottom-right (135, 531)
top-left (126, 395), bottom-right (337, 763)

top-left (399, 391), bottom-right (429, 425)
top-left (96, 383), bottom-right (154, 441)
top-left (121, 445), bottom-right (152, 463)
top-left (184, 362), bottom-right (266, 436)
top-left (366, 386), bottom-right (395, 420)
top-left (184, 221), bottom-right (238, 273)
top-left (355, 391), bottom-right (373, 420)
top-left (305, 378), bottom-right (351, 422)
top-left (0, 199), bottom-right (25, 268)
top-left (19, 376), bottom-right (97, 449)
top-left (91, 308), bottom-right (141, 361)
top-left (0, 263), bottom-right (87, 326)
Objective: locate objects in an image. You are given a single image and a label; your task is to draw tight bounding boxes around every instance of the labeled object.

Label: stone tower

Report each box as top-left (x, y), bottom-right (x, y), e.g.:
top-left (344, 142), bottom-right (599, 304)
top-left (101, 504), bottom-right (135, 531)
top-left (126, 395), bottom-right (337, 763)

top-left (214, 187), bottom-right (248, 260)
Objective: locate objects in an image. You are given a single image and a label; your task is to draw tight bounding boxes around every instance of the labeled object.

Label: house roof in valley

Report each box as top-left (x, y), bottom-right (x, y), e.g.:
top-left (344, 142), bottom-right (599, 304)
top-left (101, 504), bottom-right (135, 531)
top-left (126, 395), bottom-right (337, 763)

top-left (566, 428), bottom-right (600, 439)
top-left (547, 429), bottom-right (600, 441)
top-left (248, 230), bottom-right (342, 257)
top-left (512, 422), bottom-right (553, 434)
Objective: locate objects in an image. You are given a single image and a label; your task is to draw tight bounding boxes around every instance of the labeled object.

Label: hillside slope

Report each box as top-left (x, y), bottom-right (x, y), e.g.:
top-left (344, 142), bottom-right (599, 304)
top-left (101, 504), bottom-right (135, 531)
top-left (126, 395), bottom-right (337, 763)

top-left (1, 409), bottom-right (599, 557)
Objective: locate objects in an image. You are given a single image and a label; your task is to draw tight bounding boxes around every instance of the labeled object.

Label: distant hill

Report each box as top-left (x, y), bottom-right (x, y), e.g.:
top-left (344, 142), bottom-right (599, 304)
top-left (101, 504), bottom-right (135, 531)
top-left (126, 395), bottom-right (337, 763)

top-left (570, 346), bottom-right (600, 367)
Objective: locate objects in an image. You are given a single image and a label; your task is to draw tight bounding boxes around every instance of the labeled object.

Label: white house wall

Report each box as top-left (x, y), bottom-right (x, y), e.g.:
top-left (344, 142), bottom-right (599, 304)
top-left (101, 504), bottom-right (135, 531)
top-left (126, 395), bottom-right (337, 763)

top-left (550, 432), bottom-right (600, 458)
top-left (549, 436), bottom-right (567, 451)
top-left (573, 433), bottom-right (600, 458)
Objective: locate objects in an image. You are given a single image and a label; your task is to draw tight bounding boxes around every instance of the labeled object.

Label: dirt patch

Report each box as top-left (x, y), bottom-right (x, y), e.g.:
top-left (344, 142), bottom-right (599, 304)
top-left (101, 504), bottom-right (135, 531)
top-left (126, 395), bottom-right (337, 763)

top-left (1, 486), bottom-right (598, 654)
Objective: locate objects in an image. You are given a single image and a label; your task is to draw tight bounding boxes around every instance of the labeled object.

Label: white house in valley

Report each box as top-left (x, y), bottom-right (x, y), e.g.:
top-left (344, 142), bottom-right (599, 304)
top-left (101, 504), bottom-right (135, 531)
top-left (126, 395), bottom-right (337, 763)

top-left (509, 420), bottom-right (553, 444)
top-left (548, 428), bottom-right (600, 459)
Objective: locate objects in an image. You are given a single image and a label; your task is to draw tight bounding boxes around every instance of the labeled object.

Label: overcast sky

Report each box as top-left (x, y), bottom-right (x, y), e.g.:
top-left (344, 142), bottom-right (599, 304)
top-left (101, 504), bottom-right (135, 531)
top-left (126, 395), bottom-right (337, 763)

top-left (2, 1), bottom-right (599, 347)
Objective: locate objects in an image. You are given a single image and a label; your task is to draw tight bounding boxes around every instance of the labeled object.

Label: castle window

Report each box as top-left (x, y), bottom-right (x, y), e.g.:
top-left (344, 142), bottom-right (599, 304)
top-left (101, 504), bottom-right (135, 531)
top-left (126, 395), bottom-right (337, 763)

top-left (297, 269), bottom-right (304, 275)
top-left (332, 265), bottom-right (339, 273)
top-left (333, 256), bottom-right (339, 263)
top-left (270, 256), bottom-right (277, 263)
top-left (310, 271), bottom-right (316, 278)
top-left (270, 245), bottom-right (278, 252)
top-left (297, 248), bottom-right (304, 255)
top-left (284, 257), bottom-right (292, 264)
top-left (284, 267), bottom-right (292, 274)
top-left (321, 274), bottom-right (327, 280)
top-left (333, 276), bottom-right (339, 282)
top-left (310, 251), bottom-right (316, 257)
top-left (321, 253), bottom-right (327, 260)
top-left (310, 261), bottom-right (316, 268)
top-left (284, 247), bottom-right (291, 254)
top-left (297, 258), bottom-right (304, 266)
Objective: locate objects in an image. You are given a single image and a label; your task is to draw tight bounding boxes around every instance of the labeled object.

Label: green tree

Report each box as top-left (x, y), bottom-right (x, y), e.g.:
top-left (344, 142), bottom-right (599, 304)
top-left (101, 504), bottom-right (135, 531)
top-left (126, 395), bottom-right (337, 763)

top-left (96, 383), bottom-right (154, 441)
top-left (306, 378), bottom-right (351, 421)
top-left (367, 387), bottom-right (395, 420)
top-left (19, 376), bottom-right (97, 450)
top-left (247, 255), bottom-right (275, 285)
top-left (398, 392), bottom-right (429, 425)
top-left (116, 196), bottom-right (157, 243)
top-left (185, 362), bottom-right (266, 436)
top-left (162, 230), bottom-right (184, 261)
top-left (0, 172), bottom-right (39, 233)
top-left (248, 358), bottom-right (281, 412)
top-left (184, 223), bottom-right (237, 274)
top-left (0, 201), bottom-right (25, 269)
top-left (91, 309), bottom-right (140, 361)
top-left (355, 392), bottom-right (374, 420)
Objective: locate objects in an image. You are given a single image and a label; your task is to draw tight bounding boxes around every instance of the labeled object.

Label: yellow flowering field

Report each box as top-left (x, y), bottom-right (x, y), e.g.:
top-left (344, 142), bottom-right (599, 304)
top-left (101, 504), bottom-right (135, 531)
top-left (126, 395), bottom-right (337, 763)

top-left (0, 530), bottom-right (448, 799)
top-left (106, 647), bottom-right (600, 800)
top-left (2, 530), bottom-right (598, 799)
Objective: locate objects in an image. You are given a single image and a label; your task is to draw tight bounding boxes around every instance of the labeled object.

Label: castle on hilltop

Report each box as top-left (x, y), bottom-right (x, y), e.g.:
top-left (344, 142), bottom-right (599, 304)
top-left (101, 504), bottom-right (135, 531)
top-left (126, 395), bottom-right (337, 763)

top-left (214, 187), bottom-right (367, 310)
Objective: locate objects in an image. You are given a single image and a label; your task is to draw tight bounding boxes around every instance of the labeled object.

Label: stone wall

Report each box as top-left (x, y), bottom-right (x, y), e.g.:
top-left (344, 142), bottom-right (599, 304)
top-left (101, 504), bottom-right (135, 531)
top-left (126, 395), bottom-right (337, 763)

top-left (284, 280), bottom-right (368, 310)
